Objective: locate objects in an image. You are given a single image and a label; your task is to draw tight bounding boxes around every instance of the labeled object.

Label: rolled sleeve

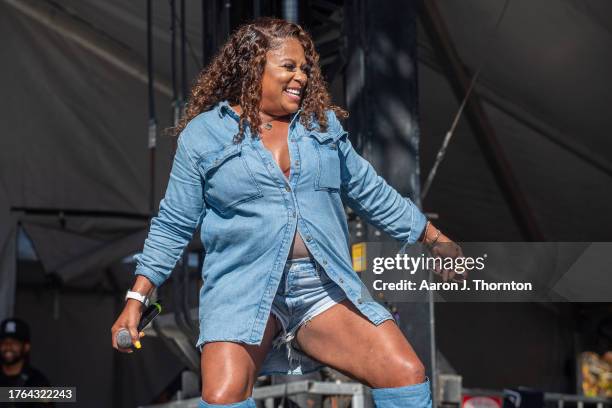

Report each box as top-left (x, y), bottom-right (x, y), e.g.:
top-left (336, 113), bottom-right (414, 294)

top-left (134, 131), bottom-right (205, 287)
top-left (408, 202), bottom-right (428, 244)
top-left (134, 264), bottom-right (167, 288)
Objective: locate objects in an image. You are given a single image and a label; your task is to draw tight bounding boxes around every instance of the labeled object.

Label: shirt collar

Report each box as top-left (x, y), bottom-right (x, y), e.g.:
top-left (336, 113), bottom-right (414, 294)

top-left (217, 100), bottom-right (239, 120)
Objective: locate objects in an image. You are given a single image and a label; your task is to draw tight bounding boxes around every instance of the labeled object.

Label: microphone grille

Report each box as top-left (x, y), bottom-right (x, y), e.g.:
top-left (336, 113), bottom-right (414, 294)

top-left (117, 329), bottom-right (132, 349)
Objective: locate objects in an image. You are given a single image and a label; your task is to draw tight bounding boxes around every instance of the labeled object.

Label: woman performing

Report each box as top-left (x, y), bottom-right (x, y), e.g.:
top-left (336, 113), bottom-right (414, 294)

top-left (111, 18), bottom-right (462, 408)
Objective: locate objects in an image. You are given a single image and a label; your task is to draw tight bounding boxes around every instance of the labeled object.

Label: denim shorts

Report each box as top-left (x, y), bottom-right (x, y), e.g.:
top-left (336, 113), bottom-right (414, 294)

top-left (267, 256), bottom-right (347, 373)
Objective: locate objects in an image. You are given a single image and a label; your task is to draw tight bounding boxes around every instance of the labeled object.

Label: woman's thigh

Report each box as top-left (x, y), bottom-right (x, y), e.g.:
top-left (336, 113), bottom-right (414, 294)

top-left (201, 314), bottom-right (279, 403)
top-left (294, 299), bottom-right (425, 388)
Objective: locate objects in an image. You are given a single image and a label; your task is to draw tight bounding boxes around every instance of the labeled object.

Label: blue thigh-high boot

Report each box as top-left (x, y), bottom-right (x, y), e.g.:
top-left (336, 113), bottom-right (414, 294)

top-left (198, 397), bottom-right (256, 408)
top-left (370, 377), bottom-right (433, 408)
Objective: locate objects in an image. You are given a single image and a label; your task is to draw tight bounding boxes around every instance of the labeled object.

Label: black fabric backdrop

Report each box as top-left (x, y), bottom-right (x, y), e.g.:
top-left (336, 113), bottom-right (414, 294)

top-left (1, 0), bottom-right (611, 405)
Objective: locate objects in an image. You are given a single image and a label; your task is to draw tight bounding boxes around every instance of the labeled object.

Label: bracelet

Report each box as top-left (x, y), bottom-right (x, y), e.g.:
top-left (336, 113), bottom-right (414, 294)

top-left (125, 290), bottom-right (150, 307)
top-left (420, 222), bottom-right (431, 244)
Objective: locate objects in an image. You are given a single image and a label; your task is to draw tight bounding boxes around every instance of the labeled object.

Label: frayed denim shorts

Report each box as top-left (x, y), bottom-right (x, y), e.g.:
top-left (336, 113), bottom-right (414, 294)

top-left (261, 256), bottom-right (347, 375)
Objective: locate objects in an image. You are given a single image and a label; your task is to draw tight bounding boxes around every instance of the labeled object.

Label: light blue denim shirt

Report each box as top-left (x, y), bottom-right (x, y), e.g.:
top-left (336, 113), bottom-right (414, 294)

top-left (134, 100), bottom-right (427, 375)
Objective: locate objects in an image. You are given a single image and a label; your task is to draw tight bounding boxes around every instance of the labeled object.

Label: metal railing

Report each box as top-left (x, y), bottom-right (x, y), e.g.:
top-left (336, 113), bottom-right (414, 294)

top-left (140, 382), bottom-right (610, 408)
top-left (462, 388), bottom-right (611, 408)
top-left (139, 380), bottom-right (372, 408)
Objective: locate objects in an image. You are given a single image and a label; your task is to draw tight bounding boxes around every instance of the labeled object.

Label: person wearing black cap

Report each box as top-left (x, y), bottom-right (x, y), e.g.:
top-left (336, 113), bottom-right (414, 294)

top-left (0, 318), bottom-right (50, 388)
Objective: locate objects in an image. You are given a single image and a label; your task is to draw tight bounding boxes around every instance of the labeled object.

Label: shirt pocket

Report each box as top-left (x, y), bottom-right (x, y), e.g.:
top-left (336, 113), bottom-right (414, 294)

top-left (310, 130), bottom-right (345, 192)
top-left (198, 144), bottom-right (263, 213)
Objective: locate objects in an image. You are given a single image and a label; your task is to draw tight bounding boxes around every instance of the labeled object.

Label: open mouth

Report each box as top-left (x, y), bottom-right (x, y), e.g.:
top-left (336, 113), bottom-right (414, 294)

top-left (1, 350), bottom-right (16, 361)
top-left (283, 87), bottom-right (302, 102)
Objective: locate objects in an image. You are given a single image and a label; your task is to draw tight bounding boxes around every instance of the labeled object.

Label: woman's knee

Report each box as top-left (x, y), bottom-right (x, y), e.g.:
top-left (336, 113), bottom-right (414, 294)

top-left (200, 341), bottom-right (262, 404)
top-left (201, 360), bottom-right (253, 404)
top-left (202, 382), bottom-right (252, 405)
top-left (372, 356), bottom-right (426, 388)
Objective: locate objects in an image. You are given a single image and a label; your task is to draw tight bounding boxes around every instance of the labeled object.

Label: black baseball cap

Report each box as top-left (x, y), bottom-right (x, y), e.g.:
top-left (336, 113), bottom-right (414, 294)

top-left (0, 318), bottom-right (30, 342)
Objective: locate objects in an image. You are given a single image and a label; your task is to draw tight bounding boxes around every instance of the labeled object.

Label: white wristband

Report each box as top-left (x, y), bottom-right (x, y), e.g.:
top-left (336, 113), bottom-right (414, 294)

top-left (125, 290), bottom-right (149, 307)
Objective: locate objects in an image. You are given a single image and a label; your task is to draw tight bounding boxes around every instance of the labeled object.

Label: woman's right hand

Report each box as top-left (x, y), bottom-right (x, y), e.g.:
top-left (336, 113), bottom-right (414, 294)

top-left (111, 299), bottom-right (145, 353)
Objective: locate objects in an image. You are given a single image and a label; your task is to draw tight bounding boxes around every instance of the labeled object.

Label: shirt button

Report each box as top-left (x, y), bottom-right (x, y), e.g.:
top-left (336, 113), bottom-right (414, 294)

top-left (290, 210), bottom-right (296, 217)
top-left (305, 235), bottom-right (312, 242)
top-left (339, 278), bottom-right (344, 284)
top-left (357, 298), bottom-right (363, 304)
top-left (322, 259), bottom-right (328, 265)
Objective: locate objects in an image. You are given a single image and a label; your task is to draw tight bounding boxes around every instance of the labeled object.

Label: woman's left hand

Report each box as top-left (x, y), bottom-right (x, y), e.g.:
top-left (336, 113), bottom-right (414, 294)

top-left (421, 223), bottom-right (465, 282)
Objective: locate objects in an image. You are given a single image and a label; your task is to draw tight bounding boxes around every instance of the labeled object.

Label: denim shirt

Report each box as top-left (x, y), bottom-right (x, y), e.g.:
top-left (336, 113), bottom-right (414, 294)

top-left (134, 101), bottom-right (427, 375)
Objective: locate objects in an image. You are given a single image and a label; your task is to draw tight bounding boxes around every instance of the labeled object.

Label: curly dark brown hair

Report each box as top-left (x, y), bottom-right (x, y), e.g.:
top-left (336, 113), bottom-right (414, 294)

top-left (174, 17), bottom-right (347, 143)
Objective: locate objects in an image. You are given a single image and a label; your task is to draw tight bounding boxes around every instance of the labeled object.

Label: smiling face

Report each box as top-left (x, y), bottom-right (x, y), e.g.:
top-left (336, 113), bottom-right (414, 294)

top-left (0, 338), bottom-right (29, 366)
top-left (259, 37), bottom-right (310, 119)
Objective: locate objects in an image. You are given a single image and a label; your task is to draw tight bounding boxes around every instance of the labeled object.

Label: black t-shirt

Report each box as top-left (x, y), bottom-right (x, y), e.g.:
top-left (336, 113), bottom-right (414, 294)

top-left (0, 365), bottom-right (50, 387)
top-left (0, 365), bottom-right (54, 407)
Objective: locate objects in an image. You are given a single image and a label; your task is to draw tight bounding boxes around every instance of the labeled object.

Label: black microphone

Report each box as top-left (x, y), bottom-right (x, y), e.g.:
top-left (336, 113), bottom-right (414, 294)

top-left (116, 301), bottom-right (162, 349)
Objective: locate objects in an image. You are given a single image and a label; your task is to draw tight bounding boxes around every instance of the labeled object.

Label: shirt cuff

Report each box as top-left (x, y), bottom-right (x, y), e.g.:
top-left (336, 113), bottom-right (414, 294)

top-left (134, 265), bottom-right (164, 288)
top-left (408, 204), bottom-right (428, 244)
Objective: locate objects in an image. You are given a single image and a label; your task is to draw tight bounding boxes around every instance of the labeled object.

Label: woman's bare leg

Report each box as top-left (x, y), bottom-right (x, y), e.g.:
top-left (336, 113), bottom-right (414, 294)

top-left (201, 315), bottom-right (279, 404)
top-left (294, 299), bottom-right (425, 388)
